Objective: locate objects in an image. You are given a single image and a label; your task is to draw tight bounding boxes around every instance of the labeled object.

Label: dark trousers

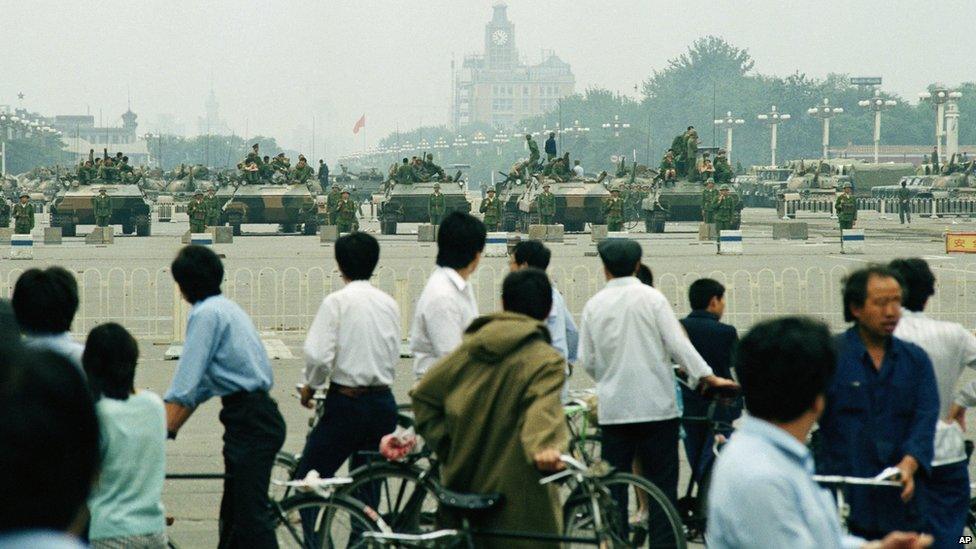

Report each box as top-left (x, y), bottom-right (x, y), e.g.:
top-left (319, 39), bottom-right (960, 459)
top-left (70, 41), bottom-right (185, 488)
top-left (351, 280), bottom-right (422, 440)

top-left (601, 419), bottom-right (680, 541)
top-left (680, 391), bottom-right (740, 484)
top-left (900, 202), bottom-right (912, 224)
top-left (294, 389), bottom-right (398, 544)
top-left (218, 391), bottom-right (287, 549)
top-left (920, 460), bottom-right (969, 549)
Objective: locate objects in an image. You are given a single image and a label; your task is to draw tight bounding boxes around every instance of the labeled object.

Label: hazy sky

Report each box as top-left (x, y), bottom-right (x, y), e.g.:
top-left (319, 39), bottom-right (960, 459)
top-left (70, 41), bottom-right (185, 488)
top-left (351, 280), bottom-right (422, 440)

top-left (2, 0), bottom-right (973, 159)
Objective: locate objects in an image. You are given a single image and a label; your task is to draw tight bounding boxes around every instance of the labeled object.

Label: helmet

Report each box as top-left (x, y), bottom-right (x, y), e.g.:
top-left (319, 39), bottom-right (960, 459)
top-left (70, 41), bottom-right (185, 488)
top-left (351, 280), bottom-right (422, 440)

top-left (719, 184), bottom-right (731, 191)
top-left (433, 183), bottom-right (440, 189)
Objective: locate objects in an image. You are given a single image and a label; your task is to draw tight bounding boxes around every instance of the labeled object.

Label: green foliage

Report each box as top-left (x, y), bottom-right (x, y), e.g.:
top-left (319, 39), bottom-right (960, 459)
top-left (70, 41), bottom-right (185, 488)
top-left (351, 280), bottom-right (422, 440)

top-left (3, 133), bottom-right (67, 175)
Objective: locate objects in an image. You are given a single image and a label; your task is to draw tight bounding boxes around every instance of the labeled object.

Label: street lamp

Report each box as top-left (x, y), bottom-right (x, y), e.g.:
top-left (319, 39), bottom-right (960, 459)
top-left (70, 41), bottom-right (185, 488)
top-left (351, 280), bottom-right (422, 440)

top-left (807, 98), bottom-right (844, 159)
top-left (713, 111), bottom-right (745, 162)
top-left (601, 115), bottom-right (630, 138)
top-left (918, 84), bottom-right (962, 165)
top-left (756, 106), bottom-right (790, 166)
top-left (858, 90), bottom-right (897, 164)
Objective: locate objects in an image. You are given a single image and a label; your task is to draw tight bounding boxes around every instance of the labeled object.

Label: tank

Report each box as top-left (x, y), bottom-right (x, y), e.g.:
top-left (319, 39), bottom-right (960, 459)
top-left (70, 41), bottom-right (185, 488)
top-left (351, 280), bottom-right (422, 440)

top-left (378, 176), bottom-right (471, 235)
top-left (734, 166), bottom-right (793, 207)
top-left (848, 162), bottom-right (916, 196)
top-left (334, 165), bottom-right (386, 202)
top-left (500, 171), bottom-right (611, 233)
top-left (872, 173), bottom-right (975, 199)
top-left (216, 182), bottom-right (317, 235)
top-left (49, 182), bottom-right (153, 237)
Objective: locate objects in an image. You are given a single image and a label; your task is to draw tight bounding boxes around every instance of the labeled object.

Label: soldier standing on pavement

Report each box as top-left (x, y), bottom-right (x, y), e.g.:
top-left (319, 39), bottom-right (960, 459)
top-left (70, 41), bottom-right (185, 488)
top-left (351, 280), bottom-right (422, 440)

top-left (93, 188), bottom-right (112, 228)
top-left (835, 183), bottom-right (857, 230)
top-left (702, 178), bottom-right (718, 224)
top-left (480, 188), bottom-right (502, 230)
top-left (428, 183), bottom-right (446, 226)
top-left (13, 193), bottom-right (34, 235)
top-left (897, 180), bottom-right (912, 225)
top-left (604, 188), bottom-right (624, 231)
top-left (336, 190), bottom-right (358, 233)
top-left (536, 182), bottom-right (556, 225)
top-left (713, 185), bottom-right (742, 233)
top-left (326, 183), bottom-right (343, 225)
top-left (187, 192), bottom-right (207, 233)
top-left (204, 188), bottom-right (221, 227)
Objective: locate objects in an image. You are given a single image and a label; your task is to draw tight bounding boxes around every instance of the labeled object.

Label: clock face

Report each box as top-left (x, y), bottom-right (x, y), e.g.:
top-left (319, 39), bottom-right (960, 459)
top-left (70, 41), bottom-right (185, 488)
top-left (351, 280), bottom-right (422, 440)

top-left (492, 29), bottom-right (509, 46)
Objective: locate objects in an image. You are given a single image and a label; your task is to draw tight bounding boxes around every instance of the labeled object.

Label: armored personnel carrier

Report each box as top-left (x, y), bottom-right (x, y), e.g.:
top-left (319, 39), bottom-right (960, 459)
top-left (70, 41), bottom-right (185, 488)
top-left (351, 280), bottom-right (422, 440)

top-left (735, 166), bottom-right (793, 207)
top-left (377, 168), bottom-right (470, 235)
top-left (334, 165), bottom-right (386, 201)
top-left (498, 171), bottom-right (610, 233)
top-left (216, 182), bottom-right (316, 235)
top-left (49, 182), bottom-right (153, 237)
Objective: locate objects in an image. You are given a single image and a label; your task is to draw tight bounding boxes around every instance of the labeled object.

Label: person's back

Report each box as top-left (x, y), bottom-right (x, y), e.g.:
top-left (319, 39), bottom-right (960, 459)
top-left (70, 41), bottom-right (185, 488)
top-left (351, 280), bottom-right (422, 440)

top-left (12, 267), bottom-right (84, 370)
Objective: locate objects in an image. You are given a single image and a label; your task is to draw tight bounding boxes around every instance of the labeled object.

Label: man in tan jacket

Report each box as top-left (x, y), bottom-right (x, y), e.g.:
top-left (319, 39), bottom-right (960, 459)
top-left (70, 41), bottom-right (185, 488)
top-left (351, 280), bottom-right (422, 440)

top-left (411, 269), bottom-right (568, 548)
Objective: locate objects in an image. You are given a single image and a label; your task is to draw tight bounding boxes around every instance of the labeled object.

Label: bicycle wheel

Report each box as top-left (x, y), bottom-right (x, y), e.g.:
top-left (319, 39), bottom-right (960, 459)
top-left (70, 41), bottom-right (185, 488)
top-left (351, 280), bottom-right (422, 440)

top-left (564, 472), bottom-right (686, 549)
top-left (274, 492), bottom-right (385, 549)
top-left (342, 461), bottom-right (439, 534)
top-left (270, 451), bottom-right (300, 502)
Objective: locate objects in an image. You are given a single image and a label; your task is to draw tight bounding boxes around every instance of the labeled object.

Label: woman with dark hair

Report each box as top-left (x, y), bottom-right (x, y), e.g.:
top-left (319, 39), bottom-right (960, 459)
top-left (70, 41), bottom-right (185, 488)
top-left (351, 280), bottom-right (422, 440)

top-left (84, 323), bottom-right (167, 549)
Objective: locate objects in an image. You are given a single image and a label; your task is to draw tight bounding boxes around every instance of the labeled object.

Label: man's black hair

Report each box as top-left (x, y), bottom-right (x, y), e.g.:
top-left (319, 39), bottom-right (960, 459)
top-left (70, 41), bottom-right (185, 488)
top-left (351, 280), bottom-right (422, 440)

top-left (0, 348), bottom-right (99, 532)
top-left (502, 268), bottom-right (553, 321)
top-left (689, 278), bottom-right (725, 310)
top-left (336, 232), bottom-right (380, 280)
top-left (402, 158), bottom-right (408, 163)
top-left (512, 240), bottom-right (551, 270)
top-left (841, 265), bottom-right (903, 322)
top-left (83, 322), bottom-right (139, 401)
top-left (12, 267), bottom-right (79, 334)
top-left (687, 126), bottom-right (694, 130)
top-left (736, 316), bottom-right (835, 423)
top-left (901, 180), bottom-right (907, 187)
top-left (436, 212), bottom-right (486, 270)
top-left (636, 264), bottom-right (654, 287)
top-left (597, 239), bottom-right (642, 278)
top-left (888, 258), bottom-right (935, 313)
top-left (171, 245), bottom-right (224, 304)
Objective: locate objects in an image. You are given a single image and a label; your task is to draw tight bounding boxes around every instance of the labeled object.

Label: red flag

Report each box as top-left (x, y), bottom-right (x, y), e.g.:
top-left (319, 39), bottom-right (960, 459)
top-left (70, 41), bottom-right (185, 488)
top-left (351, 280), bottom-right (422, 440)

top-left (352, 114), bottom-right (366, 134)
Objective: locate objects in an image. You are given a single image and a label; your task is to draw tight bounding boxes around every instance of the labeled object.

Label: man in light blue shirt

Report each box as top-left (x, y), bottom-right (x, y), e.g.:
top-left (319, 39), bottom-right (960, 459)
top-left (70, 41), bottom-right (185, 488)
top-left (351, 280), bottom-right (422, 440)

top-left (708, 316), bottom-right (931, 549)
top-left (11, 267), bottom-right (85, 370)
top-left (164, 246), bottom-right (285, 549)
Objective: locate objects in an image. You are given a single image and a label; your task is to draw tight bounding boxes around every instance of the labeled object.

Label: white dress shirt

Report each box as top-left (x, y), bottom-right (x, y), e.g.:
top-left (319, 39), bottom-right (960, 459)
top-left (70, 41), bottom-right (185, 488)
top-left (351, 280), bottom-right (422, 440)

top-left (894, 308), bottom-right (976, 466)
top-left (572, 164), bottom-right (585, 178)
top-left (303, 280), bottom-right (400, 388)
top-left (578, 276), bottom-right (713, 425)
top-left (547, 286), bottom-right (578, 362)
top-left (409, 267), bottom-right (479, 379)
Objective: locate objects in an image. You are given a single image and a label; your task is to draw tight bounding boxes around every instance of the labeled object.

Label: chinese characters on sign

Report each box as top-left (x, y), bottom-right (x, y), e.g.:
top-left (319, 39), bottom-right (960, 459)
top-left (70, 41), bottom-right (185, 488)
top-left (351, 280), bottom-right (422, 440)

top-left (945, 233), bottom-right (976, 253)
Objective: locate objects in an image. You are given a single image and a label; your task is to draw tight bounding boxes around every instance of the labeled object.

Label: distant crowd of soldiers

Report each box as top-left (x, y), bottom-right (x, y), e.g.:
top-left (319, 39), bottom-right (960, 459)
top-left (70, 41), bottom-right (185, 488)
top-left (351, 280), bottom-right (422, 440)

top-left (238, 143), bottom-right (330, 192)
top-left (76, 148), bottom-right (137, 185)
top-left (390, 153), bottom-right (451, 184)
top-left (659, 127), bottom-right (734, 185)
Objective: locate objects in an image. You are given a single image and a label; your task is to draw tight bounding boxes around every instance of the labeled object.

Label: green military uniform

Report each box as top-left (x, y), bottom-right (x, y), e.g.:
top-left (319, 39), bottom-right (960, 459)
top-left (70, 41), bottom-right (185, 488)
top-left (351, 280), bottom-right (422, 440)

top-left (835, 189), bottom-right (857, 230)
top-left (0, 200), bottom-right (10, 228)
top-left (97, 163), bottom-right (119, 183)
top-left (702, 184), bottom-right (719, 223)
top-left (77, 163), bottom-right (96, 185)
top-left (536, 188), bottom-right (556, 225)
top-left (395, 162), bottom-right (417, 184)
top-left (429, 186), bottom-right (446, 226)
top-left (13, 198), bottom-right (34, 235)
top-left (293, 163), bottom-right (314, 185)
top-left (897, 185), bottom-right (912, 224)
top-left (204, 191), bottom-right (221, 227)
top-left (336, 194), bottom-right (358, 233)
top-left (93, 191), bottom-right (112, 227)
top-left (480, 192), bottom-right (502, 230)
top-left (685, 130), bottom-right (699, 181)
top-left (604, 192), bottom-right (624, 231)
top-left (713, 186), bottom-right (742, 232)
top-left (527, 136), bottom-right (540, 169)
top-left (714, 154), bottom-right (734, 185)
top-left (326, 185), bottom-right (343, 225)
top-left (187, 195), bottom-right (207, 233)
top-left (423, 155), bottom-right (446, 181)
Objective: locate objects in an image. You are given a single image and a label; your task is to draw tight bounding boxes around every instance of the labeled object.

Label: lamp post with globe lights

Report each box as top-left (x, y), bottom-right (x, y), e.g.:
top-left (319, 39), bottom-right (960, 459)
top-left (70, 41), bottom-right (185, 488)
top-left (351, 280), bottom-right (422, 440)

top-left (601, 115), bottom-right (630, 139)
top-left (756, 106), bottom-right (790, 167)
top-left (918, 85), bottom-right (962, 165)
top-left (858, 90), bottom-right (897, 164)
top-left (807, 98), bottom-right (844, 160)
top-left (713, 111), bottom-right (745, 162)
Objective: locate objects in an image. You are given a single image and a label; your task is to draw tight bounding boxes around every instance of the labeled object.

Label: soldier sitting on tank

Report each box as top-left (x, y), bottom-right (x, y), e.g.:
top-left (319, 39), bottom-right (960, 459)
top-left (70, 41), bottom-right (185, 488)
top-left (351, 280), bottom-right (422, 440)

top-left (699, 158), bottom-right (715, 183)
top-left (395, 158), bottom-right (418, 184)
top-left (423, 153), bottom-right (447, 181)
top-left (98, 158), bottom-right (120, 183)
top-left (242, 160), bottom-right (260, 185)
top-left (713, 150), bottom-right (734, 185)
top-left (292, 156), bottom-right (314, 185)
top-left (77, 159), bottom-right (97, 185)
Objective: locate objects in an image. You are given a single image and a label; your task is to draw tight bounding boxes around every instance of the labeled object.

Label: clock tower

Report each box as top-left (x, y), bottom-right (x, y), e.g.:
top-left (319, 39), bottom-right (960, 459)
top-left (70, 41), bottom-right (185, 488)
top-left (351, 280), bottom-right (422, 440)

top-left (485, 3), bottom-right (516, 69)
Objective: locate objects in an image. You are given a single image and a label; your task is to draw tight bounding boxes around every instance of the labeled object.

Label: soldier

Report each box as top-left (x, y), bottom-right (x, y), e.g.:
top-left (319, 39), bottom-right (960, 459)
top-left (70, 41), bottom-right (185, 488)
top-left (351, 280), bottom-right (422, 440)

top-left (536, 182), bottom-right (556, 225)
top-left (336, 190), bottom-right (358, 233)
top-left (428, 183), bottom-right (446, 226)
top-left (98, 158), bottom-right (119, 183)
top-left (77, 159), bottom-right (96, 185)
top-left (92, 188), bottom-right (112, 228)
top-left (544, 132), bottom-right (557, 161)
top-left (685, 127), bottom-right (699, 181)
top-left (699, 157), bottom-right (715, 182)
top-left (13, 193), bottom-right (34, 235)
top-left (897, 180), bottom-right (912, 224)
top-left (604, 188), bottom-right (624, 231)
top-left (835, 183), bottom-right (857, 230)
top-left (292, 156), bottom-right (314, 185)
top-left (659, 150), bottom-right (677, 184)
top-left (480, 188), bottom-right (502, 230)
top-left (395, 157), bottom-right (417, 184)
top-left (526, 134), bottom-right (540, 171)
top-left (423, 153), bottom-right (446, 181)
top-left (0, 197), bottom-right (10, 228)
top-left (187, 191), bottom-right (207, 233)
top-left (204, 188), bottom-right (221, 227)
top-left (326, 183), bottom-right (343, 225)
top-left (713, 150), bottom-right (734, 185)
top-left (702, 178), bottom-right (719, 224)
top-left (317, 159), bottom-right (330, 193)
top-left (713, 185), bottom-right (742, 233)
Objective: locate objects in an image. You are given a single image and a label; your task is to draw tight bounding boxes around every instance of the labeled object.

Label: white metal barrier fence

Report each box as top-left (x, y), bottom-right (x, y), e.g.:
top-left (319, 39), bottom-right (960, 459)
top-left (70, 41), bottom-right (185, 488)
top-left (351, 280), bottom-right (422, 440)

top-left (4, 263), bottom-right (976, 340)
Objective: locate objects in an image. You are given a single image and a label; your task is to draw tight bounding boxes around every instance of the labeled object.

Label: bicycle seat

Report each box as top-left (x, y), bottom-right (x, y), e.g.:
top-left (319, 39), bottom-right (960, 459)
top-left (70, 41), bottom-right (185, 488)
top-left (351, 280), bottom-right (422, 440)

top-left (433, 486), bottom-right (504, 511)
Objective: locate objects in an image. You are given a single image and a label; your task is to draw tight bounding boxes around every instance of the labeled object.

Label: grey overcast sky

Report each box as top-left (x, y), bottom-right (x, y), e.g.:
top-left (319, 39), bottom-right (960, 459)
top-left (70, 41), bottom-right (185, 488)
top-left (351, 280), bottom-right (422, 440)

top-left (2, 0), bottom-right (973, 159)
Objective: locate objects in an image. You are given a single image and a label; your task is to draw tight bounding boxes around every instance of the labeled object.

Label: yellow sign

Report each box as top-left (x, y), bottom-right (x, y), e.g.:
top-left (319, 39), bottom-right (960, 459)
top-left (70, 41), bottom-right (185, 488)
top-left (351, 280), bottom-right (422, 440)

top-left (945, 232), bottom-right (976, 253)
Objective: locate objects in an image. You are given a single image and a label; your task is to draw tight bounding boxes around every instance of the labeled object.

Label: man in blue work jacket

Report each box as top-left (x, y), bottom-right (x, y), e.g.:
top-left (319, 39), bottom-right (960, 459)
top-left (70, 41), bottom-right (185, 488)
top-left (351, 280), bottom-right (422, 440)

top-left (817, 265), bottom-right (939, 541)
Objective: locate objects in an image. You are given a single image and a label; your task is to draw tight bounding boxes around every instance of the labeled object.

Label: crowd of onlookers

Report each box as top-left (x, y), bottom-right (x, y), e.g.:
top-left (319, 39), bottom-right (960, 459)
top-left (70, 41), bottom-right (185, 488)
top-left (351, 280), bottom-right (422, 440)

top-left (2, 209), bottom-right (973, 548)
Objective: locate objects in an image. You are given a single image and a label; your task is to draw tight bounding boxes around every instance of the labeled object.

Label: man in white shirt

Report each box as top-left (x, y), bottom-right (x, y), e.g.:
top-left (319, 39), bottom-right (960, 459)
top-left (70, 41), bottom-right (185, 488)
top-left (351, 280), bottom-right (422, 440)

top-left (295, 232), bottom-right (400, 494)
top-left (572, 160), bottom-right (585, 178)
top-left (890, 258), bottom-right (976, 547)
top-left (578, 238), bottom-right (734, 538)
top-left (410, 212), bottom-right (486, 379)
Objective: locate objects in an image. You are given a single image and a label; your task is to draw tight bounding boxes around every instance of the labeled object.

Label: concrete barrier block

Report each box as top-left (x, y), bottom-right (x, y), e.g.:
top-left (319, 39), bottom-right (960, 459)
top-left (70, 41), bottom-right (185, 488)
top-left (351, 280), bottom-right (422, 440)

top-left (545, 224), bottom-right (564, 243)
top-left (718, 230), bottom-right (743, 255)
top-left (85, 227), bottom-right (114, 245)
top-left (699, 223), bottom-right (717, 241)
top-left (485, 231), bottom-right (509, 257)
top-left (0, 228), bottom-right (14, 244)
top-left (591, 225), bottom-right (608, 242)
top-left (181, 230), bottom-right (191, 244)
top-left (527, 224), bottom-right (547, 241)
top-left (209, 226), bottom-right (233, 244)
top-left (607, 231), bottom-right (630, 240)
top-left (189, 232), bottom-right (213, 246)
top-left (319, 225), bottom-right (338, 244)
top-left (772, 222), bottom-right (809, 240)
top-left (43, 227), bottom-right (62, 245)
top-left (841, 229), bottom-right (865, 254)
top-left (418, 224), bottom-right (437, 242)
top-left (10, 233), bottom-right (32, 259)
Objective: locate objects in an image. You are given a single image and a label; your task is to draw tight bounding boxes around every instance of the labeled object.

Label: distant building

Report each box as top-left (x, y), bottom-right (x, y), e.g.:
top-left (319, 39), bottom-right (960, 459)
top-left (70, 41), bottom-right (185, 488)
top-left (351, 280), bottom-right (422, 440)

top-left (454, 3), bottom-right (575, 129)
top-left (49, 110), bottom-right (139, 146)
top-left (197, 88), bottom-right (233, 136)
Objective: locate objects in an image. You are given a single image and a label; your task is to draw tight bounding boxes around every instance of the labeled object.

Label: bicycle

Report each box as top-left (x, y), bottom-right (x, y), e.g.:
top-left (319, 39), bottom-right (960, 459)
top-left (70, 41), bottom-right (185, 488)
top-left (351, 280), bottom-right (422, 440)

top-left (812, 469), bottom-right (902, 533)
top-left (361, 455), bottom-right (686, 548)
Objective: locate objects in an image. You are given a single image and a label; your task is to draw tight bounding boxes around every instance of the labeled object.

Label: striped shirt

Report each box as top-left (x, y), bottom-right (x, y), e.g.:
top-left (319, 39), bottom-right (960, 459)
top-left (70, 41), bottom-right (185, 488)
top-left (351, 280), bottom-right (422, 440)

top-left (894, 309), bottom-right (976, 465)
